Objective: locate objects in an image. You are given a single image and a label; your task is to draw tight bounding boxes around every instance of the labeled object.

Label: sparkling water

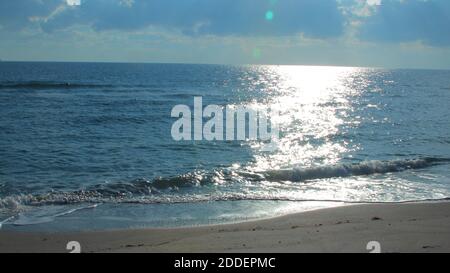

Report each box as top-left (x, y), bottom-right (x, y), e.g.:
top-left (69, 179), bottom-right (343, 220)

top-left (0, 62), bottom-right (449, 231)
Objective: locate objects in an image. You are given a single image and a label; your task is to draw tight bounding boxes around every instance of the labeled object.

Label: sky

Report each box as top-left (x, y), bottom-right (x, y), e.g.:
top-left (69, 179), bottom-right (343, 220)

top-left (1, 0), bottom-right (450, 69)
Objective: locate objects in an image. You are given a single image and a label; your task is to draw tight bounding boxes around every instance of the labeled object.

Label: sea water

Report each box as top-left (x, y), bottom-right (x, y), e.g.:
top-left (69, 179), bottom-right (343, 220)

top-left (0, 62), bottom-right (449, 231)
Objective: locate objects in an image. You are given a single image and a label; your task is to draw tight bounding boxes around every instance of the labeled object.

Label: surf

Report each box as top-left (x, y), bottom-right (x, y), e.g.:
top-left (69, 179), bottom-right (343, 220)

top-left (0, 158), bottom-right (447, 209)
top-left (263, 158), bottom-right (448, 182)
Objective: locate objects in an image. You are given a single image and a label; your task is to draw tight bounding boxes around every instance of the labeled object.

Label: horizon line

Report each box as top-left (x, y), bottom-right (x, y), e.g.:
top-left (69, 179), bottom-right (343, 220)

top-left (1, 59), bottom-right (449, 71)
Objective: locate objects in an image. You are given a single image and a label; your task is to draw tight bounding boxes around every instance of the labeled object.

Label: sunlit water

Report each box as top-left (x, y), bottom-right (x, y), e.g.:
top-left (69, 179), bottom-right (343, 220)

top-left (0, 62), bottom-right (449, 231)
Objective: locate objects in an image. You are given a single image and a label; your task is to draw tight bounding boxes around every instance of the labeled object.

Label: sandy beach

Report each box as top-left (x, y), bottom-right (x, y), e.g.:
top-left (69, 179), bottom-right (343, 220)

top-left (1, 201), bottom-right (449, 253)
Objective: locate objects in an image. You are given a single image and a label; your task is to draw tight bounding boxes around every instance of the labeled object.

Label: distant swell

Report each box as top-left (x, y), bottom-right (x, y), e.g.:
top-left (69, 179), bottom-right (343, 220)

top-left (0, 81), bottom-right (112, 90)
top-left (0, 157), bottom-right (448, 209)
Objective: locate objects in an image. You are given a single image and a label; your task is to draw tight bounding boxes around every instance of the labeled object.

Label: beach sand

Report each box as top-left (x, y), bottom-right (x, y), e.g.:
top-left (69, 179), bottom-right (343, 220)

top-left (1, 201), bottom-right (450, 253)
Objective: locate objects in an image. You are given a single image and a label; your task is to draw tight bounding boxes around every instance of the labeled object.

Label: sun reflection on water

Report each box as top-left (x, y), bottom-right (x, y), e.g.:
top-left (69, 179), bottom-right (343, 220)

top-left (242, 65), bottom-right (367, 172)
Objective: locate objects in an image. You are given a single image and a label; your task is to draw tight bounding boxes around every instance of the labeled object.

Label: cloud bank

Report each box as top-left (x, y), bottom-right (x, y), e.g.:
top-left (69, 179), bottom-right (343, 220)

top-left (34, 0), bottom-right (345, 38)
top-left (1, 0), bottom-right (450, 46)
top-left (1, 0), bottom-right (450, 68)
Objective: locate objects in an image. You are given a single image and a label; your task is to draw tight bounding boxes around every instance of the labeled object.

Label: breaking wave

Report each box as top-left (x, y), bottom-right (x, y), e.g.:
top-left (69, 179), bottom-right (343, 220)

top-left (0, 157), bottom-right (447, 210)
top-left (264, 158), bottom-right (448, 182)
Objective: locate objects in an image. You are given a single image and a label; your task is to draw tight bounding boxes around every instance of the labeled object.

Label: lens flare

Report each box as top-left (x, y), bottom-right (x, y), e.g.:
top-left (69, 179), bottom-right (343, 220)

top-left (265, 10), bottom-right (274, 21)
top-left (252, 48), bottom-right (262, 59)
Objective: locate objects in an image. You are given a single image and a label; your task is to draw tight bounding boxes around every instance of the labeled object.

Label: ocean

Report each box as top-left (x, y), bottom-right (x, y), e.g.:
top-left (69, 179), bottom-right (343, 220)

top-left (0, 62), bottom-right (449, 231)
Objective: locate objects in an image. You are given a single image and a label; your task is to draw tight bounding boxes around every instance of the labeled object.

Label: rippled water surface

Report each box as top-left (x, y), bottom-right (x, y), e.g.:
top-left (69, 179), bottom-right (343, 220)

top-left (0, 62), bottom-right (449, 230)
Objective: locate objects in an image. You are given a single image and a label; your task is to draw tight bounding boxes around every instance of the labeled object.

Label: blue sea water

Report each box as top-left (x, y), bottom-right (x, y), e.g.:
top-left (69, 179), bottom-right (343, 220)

top-left (0, 62), bottom-right (449, 231)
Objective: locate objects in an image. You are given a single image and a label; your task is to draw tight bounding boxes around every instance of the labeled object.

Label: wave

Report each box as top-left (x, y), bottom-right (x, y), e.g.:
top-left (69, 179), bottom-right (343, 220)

top-left (4, 196), bottom-right (450, 228)
top-left (0, 81), bottom-right (112, 90)
top-left (0, 216), bottom-right (14, 229)
top-left (0, 204), bottom-right (99, 228)
top-left (0, 157), bottom-right (448, 209)
top-left (10, 204), bottom-right (99, 226)
top-left (2, 191), bottom-right (450, 214)
top-left (263, 157), bottom-right (448, 182)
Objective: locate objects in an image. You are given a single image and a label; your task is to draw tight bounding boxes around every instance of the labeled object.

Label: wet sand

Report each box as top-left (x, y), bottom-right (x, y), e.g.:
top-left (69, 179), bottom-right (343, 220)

top-left (1, 201), bottom-right (450, 253)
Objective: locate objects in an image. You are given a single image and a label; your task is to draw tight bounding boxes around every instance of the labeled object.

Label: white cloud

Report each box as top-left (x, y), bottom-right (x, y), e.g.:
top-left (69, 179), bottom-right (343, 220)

top-left (66, 0), bottom-right (81, 6)
top-left (349, 0), bottom-right (381, 17)
top-left (119, 0), bottom-right (135, 8)
top-left (367, 0), bottom-right (382, 6)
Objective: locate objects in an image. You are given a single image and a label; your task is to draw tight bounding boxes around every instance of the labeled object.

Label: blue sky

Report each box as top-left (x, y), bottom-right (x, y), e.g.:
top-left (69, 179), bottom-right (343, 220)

top-left (1, 0), bottom-right (450, 68)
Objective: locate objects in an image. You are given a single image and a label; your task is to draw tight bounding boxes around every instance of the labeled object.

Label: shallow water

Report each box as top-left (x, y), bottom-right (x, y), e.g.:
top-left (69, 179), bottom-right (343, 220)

top-left (0, 62), bottom-right (449, 230)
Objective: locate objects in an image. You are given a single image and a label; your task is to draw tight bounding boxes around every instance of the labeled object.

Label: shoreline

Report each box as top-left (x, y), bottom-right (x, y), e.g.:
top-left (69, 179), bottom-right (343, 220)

top-left (1, 201), bottom-right (450, 253)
